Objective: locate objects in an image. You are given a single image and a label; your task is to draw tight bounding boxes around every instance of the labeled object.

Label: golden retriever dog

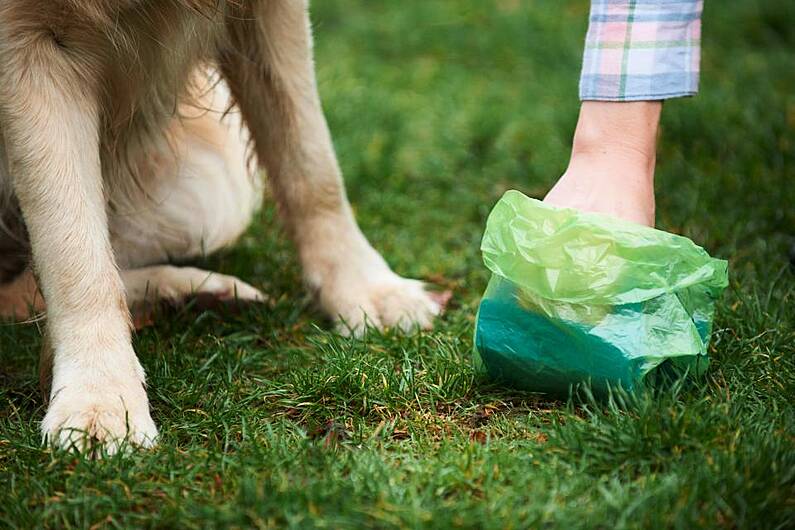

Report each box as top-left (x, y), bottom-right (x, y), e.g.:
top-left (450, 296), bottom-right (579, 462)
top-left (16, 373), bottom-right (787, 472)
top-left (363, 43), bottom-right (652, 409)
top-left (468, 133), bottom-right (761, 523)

top-left (0, 0), bottom-right (441, 453)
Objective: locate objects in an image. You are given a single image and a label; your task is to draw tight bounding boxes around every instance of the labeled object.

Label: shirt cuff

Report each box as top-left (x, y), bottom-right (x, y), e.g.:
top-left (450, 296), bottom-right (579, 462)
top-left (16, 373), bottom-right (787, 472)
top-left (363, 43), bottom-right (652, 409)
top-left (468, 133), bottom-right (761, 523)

top-left (579, 0), bottom-right (703, 101)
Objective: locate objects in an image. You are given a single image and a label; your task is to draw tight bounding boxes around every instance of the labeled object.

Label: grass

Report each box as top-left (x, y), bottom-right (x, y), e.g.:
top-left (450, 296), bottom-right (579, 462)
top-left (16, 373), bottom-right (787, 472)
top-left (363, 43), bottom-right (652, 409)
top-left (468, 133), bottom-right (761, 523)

top-left (1, 0), bottom-right (794, 528)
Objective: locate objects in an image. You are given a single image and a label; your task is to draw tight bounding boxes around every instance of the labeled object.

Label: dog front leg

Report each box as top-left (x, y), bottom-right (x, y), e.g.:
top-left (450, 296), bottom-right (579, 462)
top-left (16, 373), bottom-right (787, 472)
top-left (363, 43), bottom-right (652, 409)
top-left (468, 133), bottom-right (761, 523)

top-left (221, 1), bottom-right (441, 335)
top-left (0, 26), bottom-right (156, 453)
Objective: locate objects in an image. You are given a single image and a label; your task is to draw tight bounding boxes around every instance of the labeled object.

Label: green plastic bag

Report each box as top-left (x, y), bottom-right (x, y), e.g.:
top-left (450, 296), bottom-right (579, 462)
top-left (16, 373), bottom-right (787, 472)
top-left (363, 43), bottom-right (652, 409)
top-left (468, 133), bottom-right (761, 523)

top-left (474, 191), bottom-right (729, 395)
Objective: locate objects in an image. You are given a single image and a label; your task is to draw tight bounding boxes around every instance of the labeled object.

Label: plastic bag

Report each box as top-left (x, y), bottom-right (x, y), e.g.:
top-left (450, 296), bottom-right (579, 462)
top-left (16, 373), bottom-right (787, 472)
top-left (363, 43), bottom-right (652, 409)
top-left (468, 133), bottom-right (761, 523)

top-left (474, 191), bottom-right (729, 395)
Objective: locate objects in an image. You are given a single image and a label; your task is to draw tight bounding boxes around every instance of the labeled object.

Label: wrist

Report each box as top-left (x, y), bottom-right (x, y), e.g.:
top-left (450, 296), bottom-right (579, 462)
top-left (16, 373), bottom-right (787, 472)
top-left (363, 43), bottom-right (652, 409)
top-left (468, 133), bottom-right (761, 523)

top-left (571, 101), bottom-right (661, 164)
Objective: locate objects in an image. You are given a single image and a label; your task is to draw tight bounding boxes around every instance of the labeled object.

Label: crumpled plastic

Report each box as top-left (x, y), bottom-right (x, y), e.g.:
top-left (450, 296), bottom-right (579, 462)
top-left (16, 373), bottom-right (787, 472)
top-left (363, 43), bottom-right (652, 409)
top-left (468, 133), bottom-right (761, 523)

top-left (474, 190), bottom-right (729, 395)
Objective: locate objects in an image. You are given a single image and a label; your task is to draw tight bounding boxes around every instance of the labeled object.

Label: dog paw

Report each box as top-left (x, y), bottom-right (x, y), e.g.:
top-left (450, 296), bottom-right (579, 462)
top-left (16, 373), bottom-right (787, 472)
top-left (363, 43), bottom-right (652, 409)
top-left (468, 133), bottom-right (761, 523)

top-left (322, 273), bottom-right (444, 336)
top-left (124, 266), bottom-right (266, 305)
top-left (42, 377), bottom-right (157, 456)
top-left (125, 266), bottom-right (267, 328)
top-left (184, 269), bottom-right (266, 303)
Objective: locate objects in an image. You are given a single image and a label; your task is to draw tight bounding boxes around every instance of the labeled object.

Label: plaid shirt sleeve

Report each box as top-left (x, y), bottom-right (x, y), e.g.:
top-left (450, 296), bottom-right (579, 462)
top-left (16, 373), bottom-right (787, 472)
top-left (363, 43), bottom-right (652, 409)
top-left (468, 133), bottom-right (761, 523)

top-left (580, 0), bottom-right (704, 101)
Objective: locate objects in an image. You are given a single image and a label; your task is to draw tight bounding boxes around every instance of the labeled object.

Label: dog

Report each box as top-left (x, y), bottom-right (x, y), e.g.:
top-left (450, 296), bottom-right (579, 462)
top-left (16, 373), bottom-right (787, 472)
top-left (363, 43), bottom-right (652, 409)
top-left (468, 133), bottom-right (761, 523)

top-left (0, 0), bottom-right (441, 453)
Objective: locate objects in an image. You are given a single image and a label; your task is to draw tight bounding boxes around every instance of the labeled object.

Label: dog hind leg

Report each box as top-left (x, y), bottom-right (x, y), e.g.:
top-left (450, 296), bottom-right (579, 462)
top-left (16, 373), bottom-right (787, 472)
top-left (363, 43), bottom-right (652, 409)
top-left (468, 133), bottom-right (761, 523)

top-left (109, 76), bottom-right (267, 319)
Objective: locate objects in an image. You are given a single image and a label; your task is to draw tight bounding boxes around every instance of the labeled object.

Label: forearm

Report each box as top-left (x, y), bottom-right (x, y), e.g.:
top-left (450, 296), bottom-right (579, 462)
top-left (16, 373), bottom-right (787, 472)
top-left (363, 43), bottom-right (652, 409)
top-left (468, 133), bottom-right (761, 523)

top-left (543, 1), bottom-right (704, 227)
top-left (572, 101), bottom-right (661, 166)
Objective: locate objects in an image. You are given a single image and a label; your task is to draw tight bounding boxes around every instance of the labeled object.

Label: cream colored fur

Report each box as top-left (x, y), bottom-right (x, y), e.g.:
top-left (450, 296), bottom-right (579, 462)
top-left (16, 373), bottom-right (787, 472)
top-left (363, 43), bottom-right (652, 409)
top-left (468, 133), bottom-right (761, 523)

top-left (0, 0), bottom-right (440, 454)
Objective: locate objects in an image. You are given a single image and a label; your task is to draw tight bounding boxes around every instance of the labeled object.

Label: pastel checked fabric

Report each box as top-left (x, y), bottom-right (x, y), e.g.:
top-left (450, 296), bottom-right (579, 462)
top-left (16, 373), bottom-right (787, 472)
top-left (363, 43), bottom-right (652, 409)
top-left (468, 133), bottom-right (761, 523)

top-left (580, 0), bottom-right (704, 101)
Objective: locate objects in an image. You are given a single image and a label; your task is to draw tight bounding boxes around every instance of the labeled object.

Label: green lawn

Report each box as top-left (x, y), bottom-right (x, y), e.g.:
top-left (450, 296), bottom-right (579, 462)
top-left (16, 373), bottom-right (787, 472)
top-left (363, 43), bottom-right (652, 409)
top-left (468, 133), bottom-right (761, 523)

top-left (1, 1), bottom-right (794, 528)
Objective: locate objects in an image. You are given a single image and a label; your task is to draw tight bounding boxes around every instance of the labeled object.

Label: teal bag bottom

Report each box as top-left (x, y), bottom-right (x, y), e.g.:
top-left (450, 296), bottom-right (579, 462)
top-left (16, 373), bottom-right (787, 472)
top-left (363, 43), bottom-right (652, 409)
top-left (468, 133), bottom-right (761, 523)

top-left (474, 191), bottom-right (728, 396)
top-left (475, 276), bottom-right (711, 395)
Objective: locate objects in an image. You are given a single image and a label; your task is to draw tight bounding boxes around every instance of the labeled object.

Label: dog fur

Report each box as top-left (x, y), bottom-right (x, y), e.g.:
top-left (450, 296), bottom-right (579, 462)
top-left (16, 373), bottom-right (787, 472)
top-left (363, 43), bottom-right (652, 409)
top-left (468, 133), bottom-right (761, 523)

top-left (0, 0), bottom-right (440, 453)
